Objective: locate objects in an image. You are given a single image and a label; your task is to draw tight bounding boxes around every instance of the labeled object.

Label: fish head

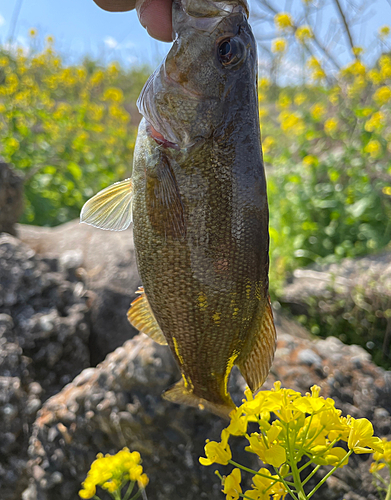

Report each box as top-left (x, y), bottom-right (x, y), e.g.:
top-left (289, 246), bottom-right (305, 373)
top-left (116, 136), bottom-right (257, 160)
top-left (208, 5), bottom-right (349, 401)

top-left (137, 0), bottom-right (257, 149)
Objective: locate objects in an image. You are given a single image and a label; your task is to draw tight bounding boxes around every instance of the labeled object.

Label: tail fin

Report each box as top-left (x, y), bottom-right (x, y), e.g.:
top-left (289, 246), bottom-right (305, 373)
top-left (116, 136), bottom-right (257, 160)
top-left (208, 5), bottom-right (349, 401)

top-left (162, 379), bottom-right (235, 420)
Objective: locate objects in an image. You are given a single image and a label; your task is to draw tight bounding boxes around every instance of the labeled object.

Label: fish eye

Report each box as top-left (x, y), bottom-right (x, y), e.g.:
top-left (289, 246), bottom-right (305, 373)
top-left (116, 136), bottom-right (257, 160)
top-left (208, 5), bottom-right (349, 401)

top-left (217, 37), bottom-right (245, 67)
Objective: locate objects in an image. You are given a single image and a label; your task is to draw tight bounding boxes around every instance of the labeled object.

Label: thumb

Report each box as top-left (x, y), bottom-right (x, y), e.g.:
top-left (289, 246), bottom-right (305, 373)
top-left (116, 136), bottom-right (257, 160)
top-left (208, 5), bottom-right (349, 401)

top-left (136, 0), bottom-right (173, 42)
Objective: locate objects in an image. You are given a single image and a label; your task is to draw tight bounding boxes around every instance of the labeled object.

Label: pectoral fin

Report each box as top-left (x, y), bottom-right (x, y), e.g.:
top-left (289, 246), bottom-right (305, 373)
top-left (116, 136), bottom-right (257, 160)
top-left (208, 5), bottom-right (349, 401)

top-left (80, 178), bottom-right (133, 231)
top-left (237, 299), bottom-right (276, 392)
top-left (127, 287), bottom-right (167, 345)
top-left (146, 156), bottom-right (186, 239)
top-left (162, 379), bottom-right (235, 420)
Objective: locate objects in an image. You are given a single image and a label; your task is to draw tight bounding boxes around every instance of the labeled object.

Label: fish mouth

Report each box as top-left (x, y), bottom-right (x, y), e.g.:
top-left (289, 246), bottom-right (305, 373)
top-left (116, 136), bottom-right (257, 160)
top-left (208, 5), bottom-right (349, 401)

top-left (146, 122), bottom-right (180, 150)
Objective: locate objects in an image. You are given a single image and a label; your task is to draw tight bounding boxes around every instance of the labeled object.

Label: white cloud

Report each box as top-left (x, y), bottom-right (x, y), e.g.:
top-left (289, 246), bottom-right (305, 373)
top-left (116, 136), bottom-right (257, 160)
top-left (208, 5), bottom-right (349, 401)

top-left (104, 36), bottom-right (118, 49)
top-left (0, 13), bottom-right (5, 27)
top-left (127, 55), bottom-right (139, 65)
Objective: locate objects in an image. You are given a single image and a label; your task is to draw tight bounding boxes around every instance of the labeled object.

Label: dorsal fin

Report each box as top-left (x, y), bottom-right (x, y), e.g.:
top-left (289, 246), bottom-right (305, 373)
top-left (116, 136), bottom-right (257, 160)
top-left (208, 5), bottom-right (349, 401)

top-left (237, 299), bottom-right (276, 392)
top-left (127, 287), bottom-right (167, 345)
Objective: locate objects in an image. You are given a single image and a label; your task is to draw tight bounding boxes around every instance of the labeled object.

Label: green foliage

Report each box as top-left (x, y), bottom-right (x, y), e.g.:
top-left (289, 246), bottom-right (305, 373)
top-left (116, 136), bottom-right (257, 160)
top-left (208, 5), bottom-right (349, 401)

top-left (257, 57), bottom-right (391, 291)
top-left (0, 38), bottom-right (148, 226)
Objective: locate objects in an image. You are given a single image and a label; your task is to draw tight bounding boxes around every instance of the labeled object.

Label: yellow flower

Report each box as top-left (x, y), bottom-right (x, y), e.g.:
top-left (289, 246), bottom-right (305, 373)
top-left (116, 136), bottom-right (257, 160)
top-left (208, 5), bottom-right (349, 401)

top-left (294, 93), bottom-right (306, 105)
top-left (296, 25), bottom-right (313, 43)
top-left (302, 155), bottom-right (318, 167)
top-left (367, 69), bottom-right (382, 85)
top-left (307, 57), bottom-right (326, 81)
top-left (278, 93), bottom-right (291, 109)
top-left (383, 186), bottom-right (391, 196)
top-left (379, 55), bottom-right (391, 79)
top-left (222, 468), bottom-right (242, 500)
top-left (272, 38), bottom-right (287, 53)
top-left (279, 111), bottom-right (305, 135)
top-left (365, 111), bottom-right (385, 132)
top-left (138, 473), bottom-right (149, 488)
top-left (199, 429), bottom-right (232, 465)
top-left (310, 103), bottom-right (326, 120)
top-left (352, 46), bottom-right (364, 57)
top-left (262, 136), bottom-right (276, 154)
top-left (103, 87), bottom-right (124, 103)
top-left (274, 13), bottom-right (293, 31)
top-left (348, 418), bottom-right (384, 454)
top-left (259, 77), bottom-right (270, 89)
top-left (379, 25), bottom-right (390, 39)
top-left (373, 86), bottom-right (391, 105)
top-left (46, 35), bottom-right (55, 44)
top-left (29, 28), bottom-right (37, 38)
top-left (79, 448), bottom-right (148, 499)
top-left (324, 118), bottom-right (338, 135)
top-left (245, 423), bottom-right (287, 467)
top-left (364, 140), bottom-right (382, 158)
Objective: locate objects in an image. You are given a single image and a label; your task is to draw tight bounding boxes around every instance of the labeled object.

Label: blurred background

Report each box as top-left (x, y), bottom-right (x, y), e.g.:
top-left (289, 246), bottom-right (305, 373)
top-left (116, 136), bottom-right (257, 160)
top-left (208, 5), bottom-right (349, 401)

top-left (0, 0), bottom-right (391, 367)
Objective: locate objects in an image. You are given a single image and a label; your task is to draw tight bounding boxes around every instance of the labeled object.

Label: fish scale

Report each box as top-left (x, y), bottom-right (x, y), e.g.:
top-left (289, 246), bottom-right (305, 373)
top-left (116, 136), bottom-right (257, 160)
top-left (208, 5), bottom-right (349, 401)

top-left (80, 0), bottom-right (276, 418)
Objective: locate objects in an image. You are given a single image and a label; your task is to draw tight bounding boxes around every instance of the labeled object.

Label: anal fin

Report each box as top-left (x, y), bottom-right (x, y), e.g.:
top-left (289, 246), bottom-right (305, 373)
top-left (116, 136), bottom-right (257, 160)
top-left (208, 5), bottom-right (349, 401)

top-left (237, 299), bottom-right (276, 393)
top-left (162, 379), bottom-right (235, 420)
top-left (127, 287), bottom-right (167, 345)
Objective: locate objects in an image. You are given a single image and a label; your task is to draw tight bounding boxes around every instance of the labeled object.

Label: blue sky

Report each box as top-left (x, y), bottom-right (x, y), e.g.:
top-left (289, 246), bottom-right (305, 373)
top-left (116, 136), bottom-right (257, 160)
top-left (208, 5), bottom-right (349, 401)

top-left (0, 0), bottom-right (390, 69)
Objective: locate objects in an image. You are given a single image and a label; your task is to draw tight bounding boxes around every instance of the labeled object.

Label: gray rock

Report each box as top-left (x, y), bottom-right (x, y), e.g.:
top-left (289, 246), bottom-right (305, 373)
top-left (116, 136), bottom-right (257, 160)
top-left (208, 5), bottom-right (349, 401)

top-left (280, 253), bottom-right (391, 367)
top-left (26, 328), bottom-right (391, 500)
top-left (0, 233), bottom-right (91, 499)
top-left (0, 162), bottom-right (23, 236)
top-left (18, 220), bottom-right (140, 362)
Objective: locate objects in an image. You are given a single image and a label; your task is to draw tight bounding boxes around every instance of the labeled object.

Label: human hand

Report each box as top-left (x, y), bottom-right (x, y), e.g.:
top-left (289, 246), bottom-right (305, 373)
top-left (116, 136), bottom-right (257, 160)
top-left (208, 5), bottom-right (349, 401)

top-left (93, 0), bottom-right (173, 42)
top-left (136, 0), bottom-right (173, 42)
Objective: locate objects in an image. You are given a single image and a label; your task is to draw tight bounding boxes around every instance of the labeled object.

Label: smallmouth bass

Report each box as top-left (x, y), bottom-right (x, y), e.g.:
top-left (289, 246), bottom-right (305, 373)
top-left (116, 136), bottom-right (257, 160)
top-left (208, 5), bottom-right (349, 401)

top-left (81, 0), bottom-right (276, 418)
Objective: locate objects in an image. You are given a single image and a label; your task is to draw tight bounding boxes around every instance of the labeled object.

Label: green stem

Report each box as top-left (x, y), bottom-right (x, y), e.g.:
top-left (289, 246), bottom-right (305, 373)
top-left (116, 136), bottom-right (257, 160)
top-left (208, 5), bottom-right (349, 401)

top-left (301, 464), bottom-right (321, 487)
top-left (274, 470), bottom-right (300, 500)
top-left (123, 481), bottom-right (136, 500)
top-left (385, 473), bottom-right (391, 500)
top-left (129, 488), bottom-right (144, 500)
top-left (307, 450), bottom-right (353, 499)
top-left (298, 460), bottom-right (313, 473)
top-left (286, 425), bottom-right (307, 500)
top-left (229, 460), bottom-right (282, 484)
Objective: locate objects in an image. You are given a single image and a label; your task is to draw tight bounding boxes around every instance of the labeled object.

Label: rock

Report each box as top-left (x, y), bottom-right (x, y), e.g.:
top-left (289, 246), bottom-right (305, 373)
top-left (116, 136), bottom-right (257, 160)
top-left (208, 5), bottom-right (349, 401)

top-left (18, 220), bottom-right (140, 363)
top-left (27, 328), bottom-right (391, 500)
top-left (280, 253), bottom-right (391, 367)
top-left (0, 161), bottom-right (23, 236)
top-left (0, 233), bottom-right (91, 499)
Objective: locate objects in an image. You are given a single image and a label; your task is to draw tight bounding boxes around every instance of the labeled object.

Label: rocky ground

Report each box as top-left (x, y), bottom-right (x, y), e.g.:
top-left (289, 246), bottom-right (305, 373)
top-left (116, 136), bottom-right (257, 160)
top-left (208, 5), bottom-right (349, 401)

top-left (0, 163), bottom-right (390, 500)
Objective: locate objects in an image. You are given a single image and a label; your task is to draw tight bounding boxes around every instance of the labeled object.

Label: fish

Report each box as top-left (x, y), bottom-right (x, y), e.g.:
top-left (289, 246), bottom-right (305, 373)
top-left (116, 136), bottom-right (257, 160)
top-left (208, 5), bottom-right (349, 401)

top-left (80, 0), bottom-right (276, 418)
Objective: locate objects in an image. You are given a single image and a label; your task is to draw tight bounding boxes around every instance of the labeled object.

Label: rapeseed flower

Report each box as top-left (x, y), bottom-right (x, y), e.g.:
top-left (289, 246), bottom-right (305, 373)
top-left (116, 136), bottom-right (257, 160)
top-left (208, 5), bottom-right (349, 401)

top-left (272, 38), bottom-right (287, 53)
top-left (379, 25), bottom-right (390, 38)
top-left (296, 25), bottom-right (313, 43)
top-left (79, 448), bottom-right (148, 499)
top-left (365, 111), bottom-right (385, 132)
top-left (222, 468), bottom-right (242, 500)
top-left (364, 139), bottom-right (382, 158)
top-left (274, 13), bottom-right (293, 31)
top-left (374, 85), bottom-right (391, 105)
top-left (279, 111), bottom-right (305, 135)
top-left (379, 54), bottom-right (391, 79)
top-left (348, 418), bottom-right (384, 454)
top-left (199, 429), bottom-right (232, 465)
top-left (310, 103), bottom-right (326, 120)
top-left (201, 382), bottom-right (383, 500)
top-left (324, 118), bottom-right (338, 135)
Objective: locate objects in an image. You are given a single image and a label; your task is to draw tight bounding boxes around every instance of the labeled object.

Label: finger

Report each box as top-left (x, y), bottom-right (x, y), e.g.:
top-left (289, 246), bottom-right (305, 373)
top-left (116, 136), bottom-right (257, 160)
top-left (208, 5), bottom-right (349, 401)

top-left (136, 0), bottom-right (173, 42)
top-left (93, 0), bottom-right (136, 11)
